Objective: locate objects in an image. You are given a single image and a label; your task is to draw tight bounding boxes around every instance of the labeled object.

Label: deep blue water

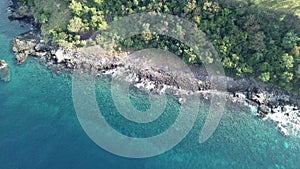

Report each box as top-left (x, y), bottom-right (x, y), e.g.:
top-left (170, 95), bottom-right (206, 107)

top-left (0, 0), bottom-right (300, 168)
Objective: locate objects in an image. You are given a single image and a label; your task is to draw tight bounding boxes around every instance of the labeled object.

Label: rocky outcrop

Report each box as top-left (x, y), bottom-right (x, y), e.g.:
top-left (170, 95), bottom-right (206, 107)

top-left (9, 5), bottom-right (32, 20)
top-left (0, 60), bottom-right (11, 82)
top-left (8, 0), bottom-right (34, 24)
top-left (12, 31), bottom-right (51, 64)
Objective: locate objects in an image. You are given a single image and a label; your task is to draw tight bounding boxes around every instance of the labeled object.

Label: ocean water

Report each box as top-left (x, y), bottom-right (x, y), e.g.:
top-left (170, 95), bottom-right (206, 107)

top-left (0, 0), bottom-right (300, 168)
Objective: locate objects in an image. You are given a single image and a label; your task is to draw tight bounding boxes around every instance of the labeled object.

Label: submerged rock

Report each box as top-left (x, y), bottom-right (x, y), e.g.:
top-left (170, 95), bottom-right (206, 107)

top-left (0, 60), bottom-right (11, 82)
top-left (178, 97), bottom-right (187, 105)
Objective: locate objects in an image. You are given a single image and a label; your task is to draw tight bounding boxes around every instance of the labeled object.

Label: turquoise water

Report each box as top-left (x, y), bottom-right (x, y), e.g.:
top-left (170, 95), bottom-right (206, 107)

top-left (1, 0), bottom-right (300, 168)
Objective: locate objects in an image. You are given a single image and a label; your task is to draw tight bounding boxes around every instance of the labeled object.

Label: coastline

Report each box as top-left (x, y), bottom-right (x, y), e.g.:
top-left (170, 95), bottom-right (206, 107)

top-left (8, 2), bottom-right (300, 138)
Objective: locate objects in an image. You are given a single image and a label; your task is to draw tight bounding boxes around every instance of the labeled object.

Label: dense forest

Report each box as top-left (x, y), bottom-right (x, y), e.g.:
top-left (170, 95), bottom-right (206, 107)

top-left (18, 0), bottom-right (300, 92)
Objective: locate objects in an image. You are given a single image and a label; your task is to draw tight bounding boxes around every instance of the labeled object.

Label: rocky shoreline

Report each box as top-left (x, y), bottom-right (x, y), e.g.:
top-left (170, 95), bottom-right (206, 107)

top-left (11, 30), bottom-right (300, 137)
top-left (8, 2), bottom-right (300, 138)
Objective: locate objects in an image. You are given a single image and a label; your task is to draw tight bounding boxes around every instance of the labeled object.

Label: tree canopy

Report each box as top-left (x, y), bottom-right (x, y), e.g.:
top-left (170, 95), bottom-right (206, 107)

top-left (19, 0), bottom-right (300, 92)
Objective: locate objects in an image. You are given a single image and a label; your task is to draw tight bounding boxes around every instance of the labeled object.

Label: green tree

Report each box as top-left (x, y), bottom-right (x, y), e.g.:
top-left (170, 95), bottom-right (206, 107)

top-left (259, 72), bottom-right (270, 82)
top-left (295, 65), bottom-right (300, 78)
top-left (281, 53), bottom-right (294, 69)
top-left (69, 0), bottom-right (83, 16)
top-left (67, 17), bottom-right (88, 33)
top-left (259, 62), bottom-right (270, 72)
top-left (37, 13), bottom-right (49, 23)
top-left (281, 71), bottom-right (294, 82)
top-left (90, 11), bottom-right (107, 30)
top-left (141, 23), bottom-right (152, 42)
top-left (282, 31), bottom-right (300, 50)
top-left (94, 0), bottom-right (103, 5)
top-left (291, 46), bottom-right (300, 61)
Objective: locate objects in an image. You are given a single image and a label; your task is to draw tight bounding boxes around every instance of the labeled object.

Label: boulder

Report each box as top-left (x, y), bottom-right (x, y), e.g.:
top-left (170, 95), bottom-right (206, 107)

top-left (0, 60), bottom-right (11, 82)
top-left (54, 49), bottom-right (72, 63)
top-left (35, 43), bottom-right (48, 52)
top-left (234, 92), bottom-right (246, 99)
top-left (258, 105), bottom-right (271, 114)
top-left (15, 53), bottom-right (28, 64)
top-left (35, 52), bottom-right (47, 58)
top-left (178, 97), bottom-right (187, 105)
top-left (250, 92), bottom-right (266, 104)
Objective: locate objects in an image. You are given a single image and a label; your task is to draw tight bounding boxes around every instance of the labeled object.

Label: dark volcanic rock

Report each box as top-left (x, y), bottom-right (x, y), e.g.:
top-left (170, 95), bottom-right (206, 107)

top-left (250, 92), bottom-right (266, 105)
top-left (258, 105), bottom-right (271, 115)
top-left (8, 0), bottom-right (35, 24)
top-left (9, 5), bottom-right (32, 19)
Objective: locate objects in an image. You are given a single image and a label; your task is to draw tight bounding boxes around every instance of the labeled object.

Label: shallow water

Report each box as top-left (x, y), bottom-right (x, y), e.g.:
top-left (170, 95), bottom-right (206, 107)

top-left (0, 0), bottom-right (300, 168)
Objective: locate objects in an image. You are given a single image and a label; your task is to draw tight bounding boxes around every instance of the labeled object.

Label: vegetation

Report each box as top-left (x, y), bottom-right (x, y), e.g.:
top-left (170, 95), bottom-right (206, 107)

top-left (251, 0), bottom-right (300, 17)
top-left (18, 0), bottom-right (300, 92)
